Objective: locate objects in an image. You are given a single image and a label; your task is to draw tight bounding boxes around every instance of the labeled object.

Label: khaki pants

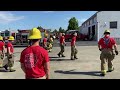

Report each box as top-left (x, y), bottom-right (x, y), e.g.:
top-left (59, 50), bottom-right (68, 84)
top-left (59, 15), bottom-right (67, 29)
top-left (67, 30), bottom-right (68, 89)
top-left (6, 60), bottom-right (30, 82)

top-left (58, 44), bottom-right (65, 56)
top-left (0, 51), bottom-right (4, 67)
top-left (6, 54), bottom-right (14, 68)
top-left (47, 43), bottom-right (53, 52)
top-left (100, 48), bottom-right (115, 73)
top-left (26, 76), bottom-right (46, 79)
top-left (71, 46), bottom-right (78, 59)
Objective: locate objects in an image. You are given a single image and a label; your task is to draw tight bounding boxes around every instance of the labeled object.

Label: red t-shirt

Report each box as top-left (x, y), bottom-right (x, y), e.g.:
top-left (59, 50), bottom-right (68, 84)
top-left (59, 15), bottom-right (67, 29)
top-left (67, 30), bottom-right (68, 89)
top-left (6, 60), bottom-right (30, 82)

top-left (20, 46), bottom-right (49, 78)
top-left (60, 36), bottom-right (65, 44)
top-left (71, 36), bottom-right (76, 46)
top-left (43, 38), bottom-right (47, 45)
top-left (98, 37), bottom-right (116, 49)
top-left (7, 42), bottom-right (14, 53)
top-left (0, 41), bottom-right (5, 51)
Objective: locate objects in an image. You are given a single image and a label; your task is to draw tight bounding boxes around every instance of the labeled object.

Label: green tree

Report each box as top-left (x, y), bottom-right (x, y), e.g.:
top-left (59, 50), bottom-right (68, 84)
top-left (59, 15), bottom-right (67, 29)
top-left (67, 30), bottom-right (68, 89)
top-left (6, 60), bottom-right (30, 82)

top-left (53, 29), bottom-right (58, 33)
top-left (59, 27), bottom-right (62, 32)
top-left (37, 26), bottom-right (43, 30)
top-left (67, 17), bottom-right (79, 30)
top-left (59, 27), bottom-right (65, 33)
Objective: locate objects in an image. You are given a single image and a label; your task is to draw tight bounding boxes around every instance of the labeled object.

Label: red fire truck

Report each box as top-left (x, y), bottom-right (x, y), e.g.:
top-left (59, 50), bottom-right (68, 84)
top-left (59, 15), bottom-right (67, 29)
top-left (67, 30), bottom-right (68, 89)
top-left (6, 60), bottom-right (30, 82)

top-left (65, 30), bottom-right (81, 41)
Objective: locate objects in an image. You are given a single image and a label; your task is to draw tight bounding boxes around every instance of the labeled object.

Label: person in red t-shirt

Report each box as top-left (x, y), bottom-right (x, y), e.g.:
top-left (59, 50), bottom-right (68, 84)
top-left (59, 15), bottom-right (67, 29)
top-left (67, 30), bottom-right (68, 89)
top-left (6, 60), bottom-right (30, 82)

top-left (98, 30), bottom-right (118, 76)
top-left (43, 34), bottom-right (48, 50)
top-left (0, 36), bottom-right (5, 67)
top-left (71, 32), bottom-right (78, 60)
top-left (57, 33), bottom-right (66, 57)
top-left (3, 36), bottom-right (16, 72)
top-left (20, 28), bottom-right (50, 79)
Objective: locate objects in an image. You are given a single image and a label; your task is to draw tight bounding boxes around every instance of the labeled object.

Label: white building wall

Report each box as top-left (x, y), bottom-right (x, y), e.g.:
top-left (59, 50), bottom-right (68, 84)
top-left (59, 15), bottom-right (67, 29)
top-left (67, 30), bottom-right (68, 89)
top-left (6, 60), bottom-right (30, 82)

top-left (97, 11), bottom-right (120, 41)
top-left (80, 15), bottom-right (97, 40)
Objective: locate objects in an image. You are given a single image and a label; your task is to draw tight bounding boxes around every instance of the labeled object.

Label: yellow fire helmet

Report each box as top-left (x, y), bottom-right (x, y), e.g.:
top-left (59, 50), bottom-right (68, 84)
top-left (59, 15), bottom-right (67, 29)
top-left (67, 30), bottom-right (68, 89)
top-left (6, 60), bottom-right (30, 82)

top-left (44, 33), bottom-right (48, 38)
top-left (0, 36), bottom-right (3, 40)
top-left (8, 36), bottom-right (14, 41)
top-left (104, 29), bottom-right (110, 34)
top-left (28, 28), bottom-right (42, 40)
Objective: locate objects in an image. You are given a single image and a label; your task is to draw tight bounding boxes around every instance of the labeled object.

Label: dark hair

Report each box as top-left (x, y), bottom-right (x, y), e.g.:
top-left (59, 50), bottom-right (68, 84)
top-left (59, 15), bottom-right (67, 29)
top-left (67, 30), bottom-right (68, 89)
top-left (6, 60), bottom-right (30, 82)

top-left (30, 39), bottom-right (40, 42)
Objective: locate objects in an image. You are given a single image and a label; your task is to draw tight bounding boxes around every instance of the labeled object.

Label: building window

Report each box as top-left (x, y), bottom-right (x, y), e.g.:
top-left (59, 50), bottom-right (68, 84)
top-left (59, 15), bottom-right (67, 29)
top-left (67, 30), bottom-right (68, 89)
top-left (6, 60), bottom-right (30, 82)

top-left (5, 33), bottom-right (9, 37)
top-left (1, 33), bottom-right (4, 37)
top-left (110, 21), bottom-right (117, 29)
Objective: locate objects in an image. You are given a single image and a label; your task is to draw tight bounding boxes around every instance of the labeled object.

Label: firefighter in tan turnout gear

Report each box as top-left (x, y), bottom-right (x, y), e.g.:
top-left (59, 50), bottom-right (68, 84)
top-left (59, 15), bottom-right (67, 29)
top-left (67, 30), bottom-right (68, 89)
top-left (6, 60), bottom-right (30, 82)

top-left (57, 33), bottom-right (66, 57)
top-left (98, 30), bottom-right (118, 76)
top-left (47, 35), bottom-right (54, 52)
top-left (71, 32), bottom-right (78, 60)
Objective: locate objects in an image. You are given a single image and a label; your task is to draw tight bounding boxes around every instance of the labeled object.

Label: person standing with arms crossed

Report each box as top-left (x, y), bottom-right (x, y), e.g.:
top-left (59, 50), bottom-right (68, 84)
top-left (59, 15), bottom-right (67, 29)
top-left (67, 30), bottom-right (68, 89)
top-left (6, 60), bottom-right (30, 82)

top-left (98, 30), bottom-right (118, 76)
top-left (71, 32), bottom-right (78, 60)
top-left (57, 33), bottom-right (66, 57)
top-left (20, 28), bottom-right (50, 79)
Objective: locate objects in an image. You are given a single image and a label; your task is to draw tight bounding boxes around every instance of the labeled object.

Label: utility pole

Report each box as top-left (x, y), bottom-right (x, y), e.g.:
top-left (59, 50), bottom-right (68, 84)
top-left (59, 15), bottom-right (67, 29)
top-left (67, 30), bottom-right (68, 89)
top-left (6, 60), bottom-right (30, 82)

top-left (97, 22), bottom-right (99, 42)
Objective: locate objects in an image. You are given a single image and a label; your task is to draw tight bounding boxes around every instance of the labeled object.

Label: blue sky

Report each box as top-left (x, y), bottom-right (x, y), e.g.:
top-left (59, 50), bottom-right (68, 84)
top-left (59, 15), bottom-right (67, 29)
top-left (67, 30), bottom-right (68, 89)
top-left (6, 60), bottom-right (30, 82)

top-left (0, 11), bottom-right (97, 31)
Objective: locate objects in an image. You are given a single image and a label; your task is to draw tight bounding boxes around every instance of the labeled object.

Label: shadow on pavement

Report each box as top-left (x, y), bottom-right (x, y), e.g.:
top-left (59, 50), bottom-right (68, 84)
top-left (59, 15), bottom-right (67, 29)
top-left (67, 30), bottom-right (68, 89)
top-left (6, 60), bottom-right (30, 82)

top-left (0, 68), bottom-right (8, 72)
top-left (50, 58), bottom-right (71, 61)
top-left (54, 70), bottom-right (101, 77)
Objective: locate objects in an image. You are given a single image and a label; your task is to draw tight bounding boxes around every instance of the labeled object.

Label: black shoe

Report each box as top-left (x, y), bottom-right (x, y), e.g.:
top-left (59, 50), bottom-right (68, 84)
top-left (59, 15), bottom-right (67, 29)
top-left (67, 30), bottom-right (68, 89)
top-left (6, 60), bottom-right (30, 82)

top-left (100, 73), bottom-right (106, 76)
top-left (9, 69), bottom-right (16, 72)
top-left (62, 55), bottom-right (65, 57)
top-left (107, 68), bottom-right (114, 72)
top-left (3, 65), bottom-right (8, 70)
top-left (71, 58), bottom-right (75, 60)
top-left (74, 57), bottom-right (78, 59)
top-left (57, 54), bottom-right (60, 57)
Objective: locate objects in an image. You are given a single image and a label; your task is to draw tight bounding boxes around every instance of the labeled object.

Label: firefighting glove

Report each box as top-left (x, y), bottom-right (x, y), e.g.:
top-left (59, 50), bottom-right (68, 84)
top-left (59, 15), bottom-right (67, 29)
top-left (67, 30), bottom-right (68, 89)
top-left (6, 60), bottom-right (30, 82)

top-left (115, 51), bottom-right (118, 55)
top-left (65, 43), bottom-right (66, 46)
top-left (99, 49), bottom-right (102, 51)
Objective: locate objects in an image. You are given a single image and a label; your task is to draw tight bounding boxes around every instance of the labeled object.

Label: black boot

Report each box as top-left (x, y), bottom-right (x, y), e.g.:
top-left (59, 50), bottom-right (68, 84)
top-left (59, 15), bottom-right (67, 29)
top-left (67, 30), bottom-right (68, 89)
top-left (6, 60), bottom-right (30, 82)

top-left (9, 67), bottom-right (16, 72)
top-left (62, 55), bottom-right (65, 57)
top-left (3, 65), bottom-right (8, 70)
top-left (57, 53), bottom-right (60, 57)
top-left (74, 57), bottom-right (78, 59)
top-left (100, 73), bottom-right (106, 76)
top-left (107, 67), bottom-right (114, 72)
top-left (71, 58), bottom-right (75, 60)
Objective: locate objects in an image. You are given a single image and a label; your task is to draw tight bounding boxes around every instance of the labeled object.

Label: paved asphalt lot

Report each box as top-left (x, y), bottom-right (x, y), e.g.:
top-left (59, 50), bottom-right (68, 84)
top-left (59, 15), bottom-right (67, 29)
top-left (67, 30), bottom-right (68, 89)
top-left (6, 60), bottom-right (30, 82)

top-left (0, 41), bottom-right (120, 79)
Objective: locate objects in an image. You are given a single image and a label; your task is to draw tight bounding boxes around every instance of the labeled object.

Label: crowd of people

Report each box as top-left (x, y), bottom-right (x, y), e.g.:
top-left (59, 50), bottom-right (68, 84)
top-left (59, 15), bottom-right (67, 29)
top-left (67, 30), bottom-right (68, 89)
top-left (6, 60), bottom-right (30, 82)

top-left (0, 28), bottom-right (119, 79)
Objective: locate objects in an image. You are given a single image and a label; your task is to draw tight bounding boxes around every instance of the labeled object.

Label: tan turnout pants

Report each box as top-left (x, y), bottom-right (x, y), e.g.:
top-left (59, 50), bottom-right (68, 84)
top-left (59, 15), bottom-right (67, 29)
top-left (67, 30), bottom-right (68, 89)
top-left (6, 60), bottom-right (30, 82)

top-left (100, 48), bottom-right (115, 73)
top-left (0, 51), bottom-right (4, 67)
top-left (7, 54), bottom-right (14, 68)
top-left (71, 46), bottom-right (78, 59)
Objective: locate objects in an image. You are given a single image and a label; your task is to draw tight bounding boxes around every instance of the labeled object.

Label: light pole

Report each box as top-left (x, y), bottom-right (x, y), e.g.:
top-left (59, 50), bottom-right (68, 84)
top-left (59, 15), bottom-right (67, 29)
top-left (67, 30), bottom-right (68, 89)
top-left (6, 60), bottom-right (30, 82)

top-left (97, 22), bottom-right (99, 42)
